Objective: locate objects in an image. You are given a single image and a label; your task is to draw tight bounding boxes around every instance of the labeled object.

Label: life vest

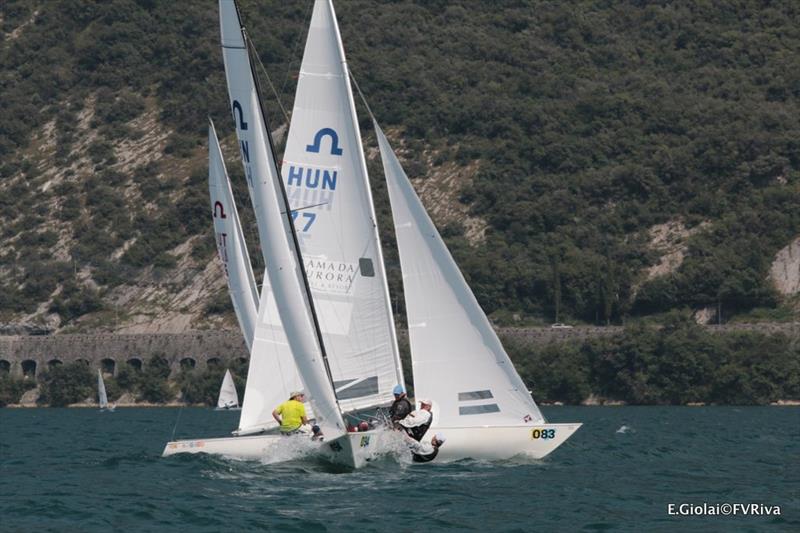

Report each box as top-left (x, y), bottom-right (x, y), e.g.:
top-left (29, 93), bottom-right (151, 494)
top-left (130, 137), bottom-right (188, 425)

top-left (404, 413), bottom-right (432, 441)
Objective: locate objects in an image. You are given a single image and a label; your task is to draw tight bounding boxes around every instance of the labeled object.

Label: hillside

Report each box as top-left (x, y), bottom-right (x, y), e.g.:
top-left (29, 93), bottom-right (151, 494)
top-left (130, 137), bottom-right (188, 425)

top-left (1, 0), bottom-right (799, 333)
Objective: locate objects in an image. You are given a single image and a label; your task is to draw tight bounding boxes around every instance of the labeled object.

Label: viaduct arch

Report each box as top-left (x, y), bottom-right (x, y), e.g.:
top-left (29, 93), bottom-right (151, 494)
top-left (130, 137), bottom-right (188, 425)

top-left (0, 331), bottom-right (248, 379)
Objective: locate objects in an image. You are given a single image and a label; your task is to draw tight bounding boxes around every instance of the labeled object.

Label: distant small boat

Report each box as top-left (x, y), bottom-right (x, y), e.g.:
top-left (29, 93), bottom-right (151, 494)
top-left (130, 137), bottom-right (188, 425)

top-left (216, 369), bottom-right (240, 410)
top-left (98, 369), bottom-right (115, 412)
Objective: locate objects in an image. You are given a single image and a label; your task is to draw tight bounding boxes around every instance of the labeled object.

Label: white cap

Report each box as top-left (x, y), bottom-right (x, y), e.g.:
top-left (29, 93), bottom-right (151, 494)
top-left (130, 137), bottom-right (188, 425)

top-left (435, 433), bottom-right (446, 443)
top-left (418, 398), bottom-right (432, 406)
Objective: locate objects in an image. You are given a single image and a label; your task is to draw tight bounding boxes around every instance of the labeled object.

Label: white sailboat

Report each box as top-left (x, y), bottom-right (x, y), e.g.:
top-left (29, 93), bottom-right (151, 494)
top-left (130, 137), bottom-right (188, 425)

top-left (97, 369), bottom-right (114, 412)
top-left (164, 0), bottom-right (396, 468)
top-left (216, 369), bottom-right (241, 410)
top-left (164, 0), bottom-right (579, 465)
top-left (374, 124), bottom-right (581, 459)
top-left (208, 119), bottom-right (259, 351)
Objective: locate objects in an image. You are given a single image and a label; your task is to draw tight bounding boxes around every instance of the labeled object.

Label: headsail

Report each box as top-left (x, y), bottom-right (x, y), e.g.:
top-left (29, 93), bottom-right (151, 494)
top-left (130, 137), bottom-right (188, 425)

top-left (208, 120), bottom-right (259, 350)
top-left (281, 0), bottom-right (403, 413)
top-left (217, 369), bottom-right (240, 409)
top-left (97, 369), bottom-right (108, 410)
top-left (375, 122), bottom-right (545, 428)
top-left (220, 0), bottom-right (345, 438)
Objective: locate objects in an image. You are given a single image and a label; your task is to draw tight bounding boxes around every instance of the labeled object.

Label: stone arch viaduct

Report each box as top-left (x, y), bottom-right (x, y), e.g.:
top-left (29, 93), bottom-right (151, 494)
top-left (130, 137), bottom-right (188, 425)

top-left (1, 323), bottom-right (796, 380)
top-left (0, 331), bottom-right (248, 379)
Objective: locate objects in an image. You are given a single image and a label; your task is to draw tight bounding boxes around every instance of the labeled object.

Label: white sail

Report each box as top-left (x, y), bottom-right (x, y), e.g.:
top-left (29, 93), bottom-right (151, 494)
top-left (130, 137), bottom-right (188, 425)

top-left (281, 0), bottom-right (403, 413)
top-left (208, 120), bottom-right (259, 351)
top-left (220, 0), bottom-right (303, 434)
top-left (375, 123), bottom-right (545, 428)
top-left (220, 0), bottom-right (345, 439)
top-left (217, 369), bottom-right (240, 409)
top-left (97, 369), bottom-right (108, 409)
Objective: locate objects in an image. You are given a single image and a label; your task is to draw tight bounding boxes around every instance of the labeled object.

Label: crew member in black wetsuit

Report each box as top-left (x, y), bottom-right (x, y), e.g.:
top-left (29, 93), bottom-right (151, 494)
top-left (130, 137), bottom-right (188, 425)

top-left (389, 384), bottom-right (412, 425)
top-left (398, 398), bottom-right (433, 441)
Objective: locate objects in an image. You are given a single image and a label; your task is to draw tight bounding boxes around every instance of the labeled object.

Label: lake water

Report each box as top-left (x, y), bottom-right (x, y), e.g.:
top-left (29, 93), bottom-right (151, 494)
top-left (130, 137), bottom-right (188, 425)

top-left (1, 406), bottom-right (797, 531)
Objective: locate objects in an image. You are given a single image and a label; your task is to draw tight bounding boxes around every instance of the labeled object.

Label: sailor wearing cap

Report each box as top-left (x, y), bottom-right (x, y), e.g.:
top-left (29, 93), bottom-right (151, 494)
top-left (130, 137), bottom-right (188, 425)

top-left (397, 398), bottom-right (434, 441)
top-left (389, 384), bottom-right (413, 424)
top-left (407, 433), bottom-right (446, 463)
top-left (272, 391), bottom-right (309, 435)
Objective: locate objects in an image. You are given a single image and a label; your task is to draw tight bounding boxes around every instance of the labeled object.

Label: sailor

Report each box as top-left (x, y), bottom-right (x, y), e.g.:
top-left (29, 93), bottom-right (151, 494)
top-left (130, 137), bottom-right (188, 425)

top-left (272, 391), bottom-right (309, 435)
top-left (311, 424), bottom-right (324, 441)
top-left (397, 398), bottom-right (434, 441)
top-left (406, 433), bottom-right (446, 463)
top-left (389, 384), bottom-right (412, 424)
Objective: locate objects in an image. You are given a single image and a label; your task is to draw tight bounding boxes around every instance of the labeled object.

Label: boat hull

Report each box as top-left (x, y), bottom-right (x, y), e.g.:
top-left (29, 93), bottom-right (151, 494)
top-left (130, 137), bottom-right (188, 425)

top-left (162, 429), bottom-right (394, 468)
top-left (162, 423), bottom-right (580, 466)
top-left (429, 423), bottom-right (582, 462)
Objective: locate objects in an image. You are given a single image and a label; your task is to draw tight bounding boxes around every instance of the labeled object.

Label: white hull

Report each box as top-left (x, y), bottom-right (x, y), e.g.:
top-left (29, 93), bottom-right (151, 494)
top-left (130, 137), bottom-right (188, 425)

top-left (162, 429), bottom-right (395, 469)
top-left (430, 423), bottom-right (581, 462)
top-left (162, 423), bottom-right (580, 467)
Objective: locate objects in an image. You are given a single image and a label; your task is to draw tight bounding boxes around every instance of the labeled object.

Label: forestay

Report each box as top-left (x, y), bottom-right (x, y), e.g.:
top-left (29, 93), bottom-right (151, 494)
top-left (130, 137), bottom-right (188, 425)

top-left (217, 369), bottom-right (240, 409)
top-left (281, 0), bottom-right (403, 414)
top-left (220, 0), bottom-right (343, 438)
top-left (208, 120), bottom-right (259, 351)
top-left (375, 123), bottom-right (545, 428)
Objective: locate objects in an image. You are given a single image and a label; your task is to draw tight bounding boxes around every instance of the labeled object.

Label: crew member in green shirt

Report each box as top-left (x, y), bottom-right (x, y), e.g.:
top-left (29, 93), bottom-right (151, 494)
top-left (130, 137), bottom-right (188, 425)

top-left (272, 391), bottom-right (309, 434)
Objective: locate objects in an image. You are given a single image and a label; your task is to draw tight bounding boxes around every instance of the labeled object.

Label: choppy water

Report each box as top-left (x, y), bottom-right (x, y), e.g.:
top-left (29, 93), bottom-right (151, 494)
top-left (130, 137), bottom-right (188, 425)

top-left (1, 407), bottom-right (797, 531)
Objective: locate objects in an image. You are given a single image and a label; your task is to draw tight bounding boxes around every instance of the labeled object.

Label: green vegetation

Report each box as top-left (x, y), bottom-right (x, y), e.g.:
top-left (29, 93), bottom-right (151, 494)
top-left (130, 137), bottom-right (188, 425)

top-left (509, 315), bottom-right (800, 405)
top-left (177, 359), bottom-right (247, 406)
top-left (38, 361), bottom-right (95, 407)
top-left (0, 376), bottom-right (35, 407)
top-left (1, 1), bottom-right (799, 327)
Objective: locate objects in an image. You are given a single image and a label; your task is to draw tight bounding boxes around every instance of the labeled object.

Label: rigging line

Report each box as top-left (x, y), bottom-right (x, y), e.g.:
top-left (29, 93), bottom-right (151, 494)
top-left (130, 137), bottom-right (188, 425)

top-left (348, 67), bottom-right (405, 386)
top-left (243, 29), bottom-right (344, 419)
top-left (280, 0), bottom-right (314, 97)
top-left (170, 404), bottom-right (184, 441)
top-left (246, 33), bottom-right (291, 125)
top-left (347, 68), bottom-right (378, 124)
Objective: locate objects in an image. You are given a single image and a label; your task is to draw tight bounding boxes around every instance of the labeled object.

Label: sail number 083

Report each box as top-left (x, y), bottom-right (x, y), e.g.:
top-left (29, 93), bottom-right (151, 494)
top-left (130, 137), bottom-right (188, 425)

top-left (531, 428), bottom-right (556, 440)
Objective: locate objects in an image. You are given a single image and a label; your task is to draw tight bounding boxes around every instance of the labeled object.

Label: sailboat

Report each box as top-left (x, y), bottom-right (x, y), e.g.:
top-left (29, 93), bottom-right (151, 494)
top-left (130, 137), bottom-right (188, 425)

top-left (208, 119), bottom-right (258, 352)
top-left (97, 369), bottom-right (114, 412)
top-left (163, 0), bottom-right (580, 465)
top-left (216, 369), bottom-right (241, 410)
top-left (164, 0), bottom-right (399, 468)
top-left (373, 124), bottom-right (580, 460)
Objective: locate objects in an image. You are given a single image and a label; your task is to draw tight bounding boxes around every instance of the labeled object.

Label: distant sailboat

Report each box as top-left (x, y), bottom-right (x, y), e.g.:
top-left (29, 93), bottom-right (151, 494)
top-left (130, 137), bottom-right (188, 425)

top-left (216, 369), bottom-right (241, 410)
top-left (97, 369), bottom-right (114, 412)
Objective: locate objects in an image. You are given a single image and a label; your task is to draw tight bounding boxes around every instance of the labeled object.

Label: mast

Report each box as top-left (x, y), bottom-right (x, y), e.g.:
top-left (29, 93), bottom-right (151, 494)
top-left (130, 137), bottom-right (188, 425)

top-left (234, 1), bottom-right (342, 413)
top-left (221, 0), bottom-right (344, 436)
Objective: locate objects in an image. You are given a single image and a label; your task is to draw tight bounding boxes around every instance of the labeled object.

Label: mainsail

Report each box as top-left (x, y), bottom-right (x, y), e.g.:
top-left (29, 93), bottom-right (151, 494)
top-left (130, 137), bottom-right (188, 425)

top-left (208, 120), bottom-right (259, 350)
top-left (97, 369), bottom-right (108, 410)
top-left (217, 369), bottom-right (240, 409)
top-left (281, 0), bottom-right (403, 413)
top-left (375, 122), bottom-right (545, 428)
top-left (220, 0), bottom-right (345, 438)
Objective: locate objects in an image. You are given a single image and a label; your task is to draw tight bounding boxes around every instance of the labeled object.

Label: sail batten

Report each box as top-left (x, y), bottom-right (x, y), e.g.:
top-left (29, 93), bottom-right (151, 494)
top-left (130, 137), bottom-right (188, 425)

top-left (375, 122), bottom-right (545, 428)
